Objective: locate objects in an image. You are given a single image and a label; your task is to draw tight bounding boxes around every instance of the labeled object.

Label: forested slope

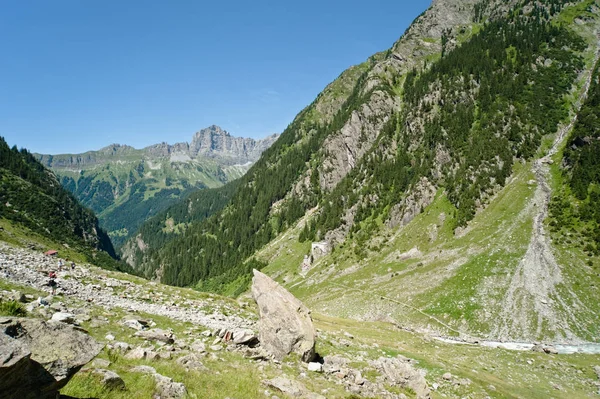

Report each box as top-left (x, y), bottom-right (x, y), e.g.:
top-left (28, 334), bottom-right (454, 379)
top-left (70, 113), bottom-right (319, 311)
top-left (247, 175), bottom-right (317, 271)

top-left (127, 0), bottom-right (598, 302)
top-left (0, 137), bottom-right (126, 270)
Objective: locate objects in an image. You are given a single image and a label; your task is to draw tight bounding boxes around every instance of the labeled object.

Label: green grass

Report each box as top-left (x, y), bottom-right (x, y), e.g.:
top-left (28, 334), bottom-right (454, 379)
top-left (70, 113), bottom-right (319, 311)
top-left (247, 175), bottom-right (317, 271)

top-left (0, 299), bottom-right (27, 316)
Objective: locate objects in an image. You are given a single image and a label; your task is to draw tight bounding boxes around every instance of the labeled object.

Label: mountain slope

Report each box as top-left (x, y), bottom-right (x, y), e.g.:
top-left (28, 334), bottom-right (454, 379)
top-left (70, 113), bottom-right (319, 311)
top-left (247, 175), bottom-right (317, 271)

top-left (126, 0), bottom-right (600, 342)
top-left (36, 126), bottom-right (277, 248)
top-left (0, 136), bottom-right (124, 269)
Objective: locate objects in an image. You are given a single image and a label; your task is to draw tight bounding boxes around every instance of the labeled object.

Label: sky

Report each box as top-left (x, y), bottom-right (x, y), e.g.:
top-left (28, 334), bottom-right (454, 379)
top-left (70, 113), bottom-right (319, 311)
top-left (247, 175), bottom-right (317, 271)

top-left (0, 0), bottom-right (431, 154)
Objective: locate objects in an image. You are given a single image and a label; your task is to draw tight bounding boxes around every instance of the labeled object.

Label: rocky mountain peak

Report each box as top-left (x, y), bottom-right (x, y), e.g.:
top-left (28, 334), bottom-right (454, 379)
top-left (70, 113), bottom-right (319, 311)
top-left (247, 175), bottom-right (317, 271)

top-left (189, 125), bottom-right (278, 164)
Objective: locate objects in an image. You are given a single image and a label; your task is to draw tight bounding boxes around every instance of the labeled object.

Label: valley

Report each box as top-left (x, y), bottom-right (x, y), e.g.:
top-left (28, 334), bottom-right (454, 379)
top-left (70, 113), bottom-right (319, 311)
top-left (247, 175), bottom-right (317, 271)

top-left (2, 0), bottom-right (600, 398)
top-left (35, 126), bottom-right (278, 248)
top-left (2, 242), bottom-right (600, 398)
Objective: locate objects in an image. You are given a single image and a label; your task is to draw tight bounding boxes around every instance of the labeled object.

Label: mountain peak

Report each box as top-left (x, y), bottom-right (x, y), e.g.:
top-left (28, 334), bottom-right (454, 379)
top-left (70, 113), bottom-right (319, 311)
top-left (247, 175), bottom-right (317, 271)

top-left (189, 126), bottom-right (278, 163)
top-left (204, 125), bottom-right (230, 136)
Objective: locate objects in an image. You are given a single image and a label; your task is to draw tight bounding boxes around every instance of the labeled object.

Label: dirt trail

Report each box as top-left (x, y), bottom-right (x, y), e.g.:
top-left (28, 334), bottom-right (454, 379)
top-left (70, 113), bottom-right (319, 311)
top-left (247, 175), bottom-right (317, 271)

top-left (492, 41), bottom-right (600, 342)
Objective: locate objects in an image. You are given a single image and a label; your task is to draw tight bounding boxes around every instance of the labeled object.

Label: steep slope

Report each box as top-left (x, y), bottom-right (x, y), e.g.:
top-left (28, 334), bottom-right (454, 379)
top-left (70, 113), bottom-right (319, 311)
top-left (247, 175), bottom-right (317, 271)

top-left (257, 1), bottom-right (600, 343)
top-left (120, 181), bottom-right (239, 279)
top-left (36, 126), bottom-right (277, 248)
top-left (127, 0), bottom-right (600, 343)
top-left (0, 136), bottom-right (124, 270)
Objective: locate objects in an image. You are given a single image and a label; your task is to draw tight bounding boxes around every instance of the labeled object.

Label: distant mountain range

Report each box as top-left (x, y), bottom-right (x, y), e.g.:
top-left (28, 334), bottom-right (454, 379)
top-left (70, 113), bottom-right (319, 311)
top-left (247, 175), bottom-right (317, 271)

top-left (35, 126), bottom-right (278, 248)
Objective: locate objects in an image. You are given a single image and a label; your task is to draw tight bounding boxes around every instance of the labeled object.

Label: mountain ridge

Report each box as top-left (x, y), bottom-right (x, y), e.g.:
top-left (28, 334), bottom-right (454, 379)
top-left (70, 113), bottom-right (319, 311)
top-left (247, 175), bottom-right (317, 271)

top-left (35, 126), bottom-right (278, 248)
top-left (36, 125), bottom-right (279, 168)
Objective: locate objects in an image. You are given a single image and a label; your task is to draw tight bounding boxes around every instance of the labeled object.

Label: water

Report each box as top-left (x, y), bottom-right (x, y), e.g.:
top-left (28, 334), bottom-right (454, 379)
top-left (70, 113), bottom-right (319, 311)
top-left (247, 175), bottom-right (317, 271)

top-left (433, 337), bottom-right (600, 355)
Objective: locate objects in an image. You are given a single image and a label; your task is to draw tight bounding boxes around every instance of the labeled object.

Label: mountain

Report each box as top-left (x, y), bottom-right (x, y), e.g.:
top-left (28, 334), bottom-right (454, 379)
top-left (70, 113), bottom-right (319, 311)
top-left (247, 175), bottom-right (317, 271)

top-left (125, 0), bottom-right (600, 342)
top-left (35, 126), bottom-right (278, 248)
top-left (0, 136), bottom-right (125, 270)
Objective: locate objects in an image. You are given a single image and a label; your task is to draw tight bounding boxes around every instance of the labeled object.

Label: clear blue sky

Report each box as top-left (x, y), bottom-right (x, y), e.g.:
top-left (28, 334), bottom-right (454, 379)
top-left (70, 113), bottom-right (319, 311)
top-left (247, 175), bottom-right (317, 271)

top-left (0, 0), bottom-right (431, 154)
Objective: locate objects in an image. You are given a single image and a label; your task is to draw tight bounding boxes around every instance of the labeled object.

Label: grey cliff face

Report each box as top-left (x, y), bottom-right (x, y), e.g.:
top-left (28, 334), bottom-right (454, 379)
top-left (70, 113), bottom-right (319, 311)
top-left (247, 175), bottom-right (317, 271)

top-left (189, 125), bottom-right (278, 163)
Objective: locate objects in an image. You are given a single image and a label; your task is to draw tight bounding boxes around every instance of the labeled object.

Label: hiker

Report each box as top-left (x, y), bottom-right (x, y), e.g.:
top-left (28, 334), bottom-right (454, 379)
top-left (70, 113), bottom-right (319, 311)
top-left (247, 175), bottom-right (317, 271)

top-left (70, 260), bottom-right (75, 271)
top-left (48, 271), bottom-right (57, 295)
top-left (57, 259), bottom-right (63, 271)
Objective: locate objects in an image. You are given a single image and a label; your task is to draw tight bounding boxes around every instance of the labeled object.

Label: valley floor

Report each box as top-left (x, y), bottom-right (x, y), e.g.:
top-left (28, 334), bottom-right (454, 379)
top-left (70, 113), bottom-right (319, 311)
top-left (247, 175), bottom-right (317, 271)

top-left (2, 241), bottom-right (600, 398)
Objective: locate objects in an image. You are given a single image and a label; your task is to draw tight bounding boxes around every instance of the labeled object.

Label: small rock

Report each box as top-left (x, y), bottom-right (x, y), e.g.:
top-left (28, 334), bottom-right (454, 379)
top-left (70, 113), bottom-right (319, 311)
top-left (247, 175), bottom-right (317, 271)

top-left (134, 328), bottom-right (175, 344)
top-left (90, 358), bottom-right (111, 368)
top-left (233, 330), bottom-right (259, 345)
top-left (112, 341), bottom-right (130, 352)
top-left (209, 344), bottom-right (222, 351)
top-left (124, 347), bottom-right (148, 360)
top-left (131, 365), bottom-right (157, 374)
top-left (593, 365), bottom-right (600, 380)
top-left (105, 334), bottom-right (115, 341)
top-left (443, 372), bottom-right (452, 381)
top-left (90, 368), bottom-right (125, 390)
top-left (531, 344), bottom-right (545, 353)
top-left (155, 374), bottom-right (187, 399)
top-left (307, 362), bottom-right (323, 372)
top-left (122, 319), bottom-right (145, 331)
top-left (50, 312), bottom-right (76, 324)
top-left (190, 340), bottom-right (206, 353)
top-left (177, 353), bottom-right (207, 371)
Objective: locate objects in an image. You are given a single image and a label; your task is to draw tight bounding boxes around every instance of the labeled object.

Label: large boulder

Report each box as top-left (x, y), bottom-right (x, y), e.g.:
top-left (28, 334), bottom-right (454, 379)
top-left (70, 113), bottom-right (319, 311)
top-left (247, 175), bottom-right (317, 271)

top-left (251, 269), bottom-right (316, 362)
top-left (0, 317), bottom-right (104, 399)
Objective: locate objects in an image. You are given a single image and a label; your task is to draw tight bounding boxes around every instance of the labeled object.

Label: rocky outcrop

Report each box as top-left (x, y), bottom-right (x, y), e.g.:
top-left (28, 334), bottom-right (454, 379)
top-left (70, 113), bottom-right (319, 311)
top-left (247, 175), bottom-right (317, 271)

top-left (319, 91), bottom-right (398, 192)
top-left (251, 269), bottom-right (316, 362)
top-left (190, 125), bottom-right (279, 164)
top-left (386, 177), bottom-right (437, 228)
top-left (371, 356), bottom-right (431, 399)
top-left (0, 317), bottom-right (103, 399)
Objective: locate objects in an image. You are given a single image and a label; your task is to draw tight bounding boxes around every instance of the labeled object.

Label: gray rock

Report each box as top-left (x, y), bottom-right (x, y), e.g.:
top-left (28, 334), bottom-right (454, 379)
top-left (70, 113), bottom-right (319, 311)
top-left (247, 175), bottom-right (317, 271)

top-left (176, 353), bottom-right (207, 371)
top-left (371, 356), bottom-right (431, 399)
top-left (323, 355), bottom-right (350, 373)
top-left (134, 328), bottom-right (175, 344)
top-left (124, 346), bottom-right (148, 360)
top-left (51, 312), bottom-right (76, 324)
top-left (112, 341), bottom-right (131, 352)
top-left (531, 344), bottom-right (545, 353)
top-left (131, 365), bottom-right (157, 374)
top-left (89, 358), bottom-right (111, 368)
top-left (233, 330), bottom-right (259, 346)
top-left (251, 270), bottom-right (316, 362)
top-left (90, 368), bottom-right (125, 390)
top-left (0, 317), bottom-right (103, 399)
top-left (190, 340), bottom-right (206, 353)
top-left (154, 373), bottom-right (187, 399)
top-left (263, 376), bottom-right (325, 399)
top-left (307, 362), bottom-right (323, 372)
top-left (130, 363), bottom-right (186, 399)
top-left (123, 319), bottom-right (145, 330)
